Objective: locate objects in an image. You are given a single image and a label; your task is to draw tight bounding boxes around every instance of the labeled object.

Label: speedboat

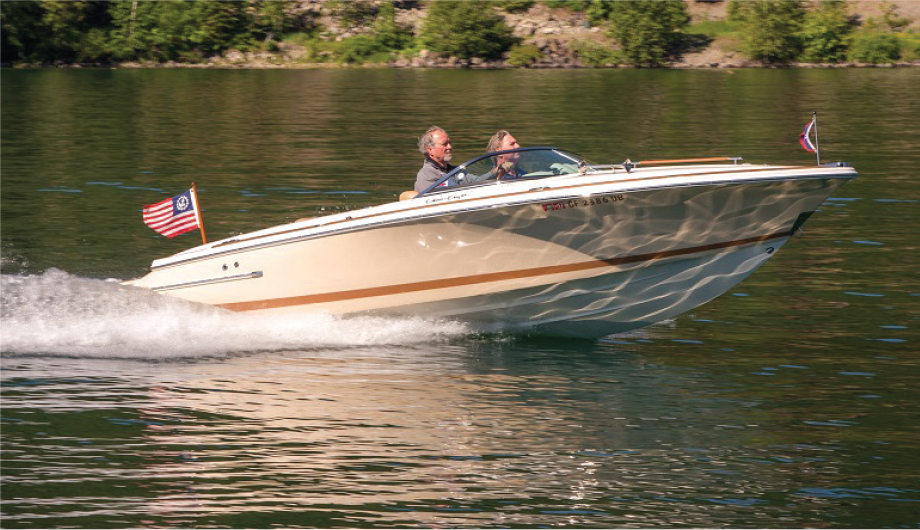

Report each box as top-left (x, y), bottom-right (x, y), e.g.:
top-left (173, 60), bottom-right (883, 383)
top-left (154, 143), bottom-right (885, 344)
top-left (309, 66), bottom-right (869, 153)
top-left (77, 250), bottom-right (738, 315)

top-left (125, 147), bottom-right (857, 339)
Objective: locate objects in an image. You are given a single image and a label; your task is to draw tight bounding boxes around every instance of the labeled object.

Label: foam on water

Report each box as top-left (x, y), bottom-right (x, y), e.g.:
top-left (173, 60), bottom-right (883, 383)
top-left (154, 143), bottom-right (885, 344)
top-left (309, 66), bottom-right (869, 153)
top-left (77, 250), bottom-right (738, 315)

top-left (1, 269), bottom-right (470, 359)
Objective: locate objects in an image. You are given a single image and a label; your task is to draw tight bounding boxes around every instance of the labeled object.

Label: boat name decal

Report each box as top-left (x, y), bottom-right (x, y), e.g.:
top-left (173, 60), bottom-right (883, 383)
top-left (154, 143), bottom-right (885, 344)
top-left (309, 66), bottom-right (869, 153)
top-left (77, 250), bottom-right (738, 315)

top-left (542, 195), bottom-right (626, 212)
top-left (424, 192), bottom-right (471, 205)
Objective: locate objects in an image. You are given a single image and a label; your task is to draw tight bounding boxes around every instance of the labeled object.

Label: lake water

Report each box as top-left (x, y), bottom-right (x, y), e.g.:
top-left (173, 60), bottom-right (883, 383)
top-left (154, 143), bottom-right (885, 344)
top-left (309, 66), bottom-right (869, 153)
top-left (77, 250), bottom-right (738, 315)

top-left (2, 68), bottom-right (919, 528)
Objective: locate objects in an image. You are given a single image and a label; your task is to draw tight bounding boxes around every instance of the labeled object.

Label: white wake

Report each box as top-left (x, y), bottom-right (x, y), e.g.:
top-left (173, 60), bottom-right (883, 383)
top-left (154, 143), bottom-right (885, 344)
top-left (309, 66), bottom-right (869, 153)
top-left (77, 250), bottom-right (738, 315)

top-left (1, 269), bottom-right (470, 359)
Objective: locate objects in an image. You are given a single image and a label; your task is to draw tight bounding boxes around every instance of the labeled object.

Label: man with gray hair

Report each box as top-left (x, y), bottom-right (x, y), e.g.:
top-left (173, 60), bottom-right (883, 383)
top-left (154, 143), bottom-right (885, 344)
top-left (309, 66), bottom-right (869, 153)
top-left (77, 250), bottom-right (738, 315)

top-left (414, 126), bottom-right (455, 193)
top-left (485, 130), bottom-right (523, 180)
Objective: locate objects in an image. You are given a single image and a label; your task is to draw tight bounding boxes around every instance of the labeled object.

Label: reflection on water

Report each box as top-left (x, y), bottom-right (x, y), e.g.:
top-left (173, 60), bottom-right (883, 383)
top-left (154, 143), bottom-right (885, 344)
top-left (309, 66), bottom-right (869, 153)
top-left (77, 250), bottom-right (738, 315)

top-left (2, 68), bottom-right (919, 528)
top-left (3, 334), bottom-right (918, 528)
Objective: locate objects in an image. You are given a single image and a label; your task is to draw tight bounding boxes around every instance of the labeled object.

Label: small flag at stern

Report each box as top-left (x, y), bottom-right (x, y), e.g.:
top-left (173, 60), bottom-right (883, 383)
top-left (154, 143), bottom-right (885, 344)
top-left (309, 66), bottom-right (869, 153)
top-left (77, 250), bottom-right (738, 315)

top-left (800, 117), bottom-right (817, 153)
top-left (143, 189), bottom-right (200, 238)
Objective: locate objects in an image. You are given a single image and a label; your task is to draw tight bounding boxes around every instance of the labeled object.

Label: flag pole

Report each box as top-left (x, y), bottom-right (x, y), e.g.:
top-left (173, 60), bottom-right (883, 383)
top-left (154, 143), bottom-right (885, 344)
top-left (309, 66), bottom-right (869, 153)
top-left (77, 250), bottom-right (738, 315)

top-left (191, 182), bottom-right (208, 244)
top-left (812, 111), bottom-right (821, 166)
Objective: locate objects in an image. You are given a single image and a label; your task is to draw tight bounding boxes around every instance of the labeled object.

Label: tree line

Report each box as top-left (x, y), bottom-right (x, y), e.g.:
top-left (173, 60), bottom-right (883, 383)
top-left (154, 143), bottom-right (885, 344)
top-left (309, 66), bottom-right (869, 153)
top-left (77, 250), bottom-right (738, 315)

top-left (1, 1), bottom-right (915, 67)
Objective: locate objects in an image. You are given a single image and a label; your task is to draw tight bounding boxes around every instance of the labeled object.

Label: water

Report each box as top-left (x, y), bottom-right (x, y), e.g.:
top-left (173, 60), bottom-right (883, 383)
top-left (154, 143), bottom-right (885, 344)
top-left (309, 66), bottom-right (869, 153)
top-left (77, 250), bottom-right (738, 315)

top-left (2, 68), bottom-right (919, 528)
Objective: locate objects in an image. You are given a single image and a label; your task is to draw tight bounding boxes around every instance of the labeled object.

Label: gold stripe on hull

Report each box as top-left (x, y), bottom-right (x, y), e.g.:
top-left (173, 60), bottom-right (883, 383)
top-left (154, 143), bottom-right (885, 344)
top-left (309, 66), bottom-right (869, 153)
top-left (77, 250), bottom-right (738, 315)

top-left (217, 230), bottom-right (790, 312)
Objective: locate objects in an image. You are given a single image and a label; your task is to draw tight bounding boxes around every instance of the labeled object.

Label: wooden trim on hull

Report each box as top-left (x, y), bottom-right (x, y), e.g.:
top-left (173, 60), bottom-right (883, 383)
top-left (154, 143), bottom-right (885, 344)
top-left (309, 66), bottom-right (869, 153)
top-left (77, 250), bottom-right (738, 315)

top-left (217, 230), bottom-right (792, 313)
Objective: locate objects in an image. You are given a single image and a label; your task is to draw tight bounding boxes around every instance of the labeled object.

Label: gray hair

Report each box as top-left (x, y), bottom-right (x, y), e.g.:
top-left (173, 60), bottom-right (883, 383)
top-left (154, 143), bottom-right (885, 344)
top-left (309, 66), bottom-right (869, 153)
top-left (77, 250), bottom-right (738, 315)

top-left (487, 130), bottom-right (512, 153)
top-left (418, 126), bottom-right (446, 155)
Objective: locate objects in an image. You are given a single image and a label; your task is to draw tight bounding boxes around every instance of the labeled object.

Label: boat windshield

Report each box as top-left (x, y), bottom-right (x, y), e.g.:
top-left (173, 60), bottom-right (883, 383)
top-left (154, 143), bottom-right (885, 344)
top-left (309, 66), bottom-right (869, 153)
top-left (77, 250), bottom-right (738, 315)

top-left (421, 147), bottom-right (594, 196)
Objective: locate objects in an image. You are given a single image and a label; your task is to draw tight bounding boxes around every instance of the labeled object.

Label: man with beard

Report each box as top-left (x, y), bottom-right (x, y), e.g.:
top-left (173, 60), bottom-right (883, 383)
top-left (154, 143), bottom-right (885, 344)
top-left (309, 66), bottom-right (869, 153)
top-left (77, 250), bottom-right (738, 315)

top-left (414, 126), bottom-right (455, 193)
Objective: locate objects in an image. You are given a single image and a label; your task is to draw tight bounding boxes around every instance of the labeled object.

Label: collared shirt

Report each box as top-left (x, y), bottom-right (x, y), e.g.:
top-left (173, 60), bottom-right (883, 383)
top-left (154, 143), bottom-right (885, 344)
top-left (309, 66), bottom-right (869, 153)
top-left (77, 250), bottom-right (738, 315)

top-left (414, 156), bottom-right (456, 193)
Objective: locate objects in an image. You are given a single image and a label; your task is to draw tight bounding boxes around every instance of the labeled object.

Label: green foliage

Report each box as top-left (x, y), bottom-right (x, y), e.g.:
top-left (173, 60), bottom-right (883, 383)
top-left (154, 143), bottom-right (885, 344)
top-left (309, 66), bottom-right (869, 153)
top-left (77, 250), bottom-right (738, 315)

top-left (798, 1), bottom-right (853, 63)
top-left (109, 2), bottom-right (264, 62)
top-left (604, 1), bottom-right (689, 66)
top-left (40, 2), bottom-right (104, 61)
top-left (571, 39), bottom-right (618, 67)
top-left (3, 1), bottom-right (285, 64)
top-left (329, 1), bottom-right (376, 29)
top-left (335, 34), bottom-right (384, 64)
top-left (79, 27), bottom-right (109, 62)
top-left (898, 32), bottom-right (920, 61)
top-left (258, 2), bottom-right (288, 36)
top-left (507, 44), bottom-right (542, 66)
top-left (1, 0), bottom-right (911, 68)
top-left (329, 2), bottom-right (415, 65)
top-left (279, 32), bottom-right (333, 64)
top-left (2, 2), bottom-right (47, 63)
top-left (498, 1), bottom-right (535, 14)
top-left (729, 1), bottom-right (804, 64)
top-left (374, 1), bottom-right (413, 51)
top-left (848, 31), bottom-right (901, 64)
top-left (690, 20), bottom-right (743, 39)
top-left (281, 31), bottom-right (318, 49)
top-left (726, 1), bottom-right (744, 22)
top-left (544, 1), bottom-right (589, 11)
top-left (108, 2), bottom-right (253, 62)
top-left (1, 1), bottom-right (111, 63)
top-left (880, 1), bottom-right (911, 32)
top-left (585, 0), bottom-right (614, 24)
top-left (193, 3), bottom-right (256, 54)
top-left (278, 3), bottom-right (412, 67)
top-left (418, 1), bottom-right (516, 60)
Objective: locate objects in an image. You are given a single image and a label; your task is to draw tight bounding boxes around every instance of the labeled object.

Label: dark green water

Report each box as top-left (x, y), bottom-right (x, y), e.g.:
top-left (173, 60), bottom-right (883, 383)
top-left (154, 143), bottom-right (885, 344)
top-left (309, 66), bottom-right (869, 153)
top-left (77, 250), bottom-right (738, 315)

top-left (2, 68), bottom-right (919, 528)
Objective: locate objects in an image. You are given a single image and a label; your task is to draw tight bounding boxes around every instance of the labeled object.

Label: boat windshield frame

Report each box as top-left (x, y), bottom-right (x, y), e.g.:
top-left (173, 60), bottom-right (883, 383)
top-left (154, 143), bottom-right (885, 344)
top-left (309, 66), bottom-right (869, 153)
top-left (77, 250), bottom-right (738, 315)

top-left (419, 146), bottom-right (592, 197)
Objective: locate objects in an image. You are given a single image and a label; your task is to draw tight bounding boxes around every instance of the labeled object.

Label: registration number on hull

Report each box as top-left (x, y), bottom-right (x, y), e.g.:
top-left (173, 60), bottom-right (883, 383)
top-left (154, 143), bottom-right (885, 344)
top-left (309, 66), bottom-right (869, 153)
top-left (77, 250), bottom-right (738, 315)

top-left (542, 195), bottom-right (626, 212)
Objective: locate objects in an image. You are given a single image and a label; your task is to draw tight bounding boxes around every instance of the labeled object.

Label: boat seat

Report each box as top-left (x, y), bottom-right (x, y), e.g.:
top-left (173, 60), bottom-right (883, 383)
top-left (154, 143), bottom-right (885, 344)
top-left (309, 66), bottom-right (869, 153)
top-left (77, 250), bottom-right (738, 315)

top-left (400, 190), bottom-right (418, 201)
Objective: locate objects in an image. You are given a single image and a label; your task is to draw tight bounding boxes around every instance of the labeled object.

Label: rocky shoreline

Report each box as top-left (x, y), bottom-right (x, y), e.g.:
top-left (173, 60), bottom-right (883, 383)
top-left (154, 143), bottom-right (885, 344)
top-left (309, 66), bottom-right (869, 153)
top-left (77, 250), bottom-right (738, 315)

top-left (96, 58), bottom-right (920, 70)
top-left (32, 44), bottom-right (920, 70)
top-left (55, 48), bottom-right (920, 70)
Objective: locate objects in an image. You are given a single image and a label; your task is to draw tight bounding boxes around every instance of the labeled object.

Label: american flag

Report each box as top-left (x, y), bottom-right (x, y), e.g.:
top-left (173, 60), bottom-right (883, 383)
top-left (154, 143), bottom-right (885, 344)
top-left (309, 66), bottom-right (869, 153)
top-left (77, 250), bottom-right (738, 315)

top-left (143, 189), bottom-right (200, 238)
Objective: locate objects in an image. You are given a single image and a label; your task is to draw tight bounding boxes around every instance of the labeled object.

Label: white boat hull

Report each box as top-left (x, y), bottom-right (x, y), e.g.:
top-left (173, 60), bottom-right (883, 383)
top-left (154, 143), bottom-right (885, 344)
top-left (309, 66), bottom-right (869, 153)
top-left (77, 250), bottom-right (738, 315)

top-left (127, 162), bottom-right (855, 339)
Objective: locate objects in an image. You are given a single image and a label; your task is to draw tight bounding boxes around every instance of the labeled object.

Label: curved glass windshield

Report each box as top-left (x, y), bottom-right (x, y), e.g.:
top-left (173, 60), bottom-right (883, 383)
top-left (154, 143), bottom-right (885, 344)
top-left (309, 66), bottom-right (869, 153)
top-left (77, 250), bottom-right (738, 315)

top-left (422, 147), bottom-right (593, 195)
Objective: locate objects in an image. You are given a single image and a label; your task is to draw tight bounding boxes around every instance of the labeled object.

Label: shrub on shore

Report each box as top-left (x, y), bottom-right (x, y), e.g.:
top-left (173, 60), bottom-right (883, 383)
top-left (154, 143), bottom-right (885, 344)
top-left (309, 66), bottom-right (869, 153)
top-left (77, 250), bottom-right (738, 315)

top-left (507, 44), bottom-right (543, 67)
top-left (601, 1), bottom-right (690, 67)
top-left (729, 0), bottom-right (805, 64)
top-left (848, 32), bottom-right (902, 64)
top-left (798, 1), bottom-right (854, 64)
top-left (417, 1), bottom-right (517, 61)
top-left (571, 40), bottom-right (619, 67)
